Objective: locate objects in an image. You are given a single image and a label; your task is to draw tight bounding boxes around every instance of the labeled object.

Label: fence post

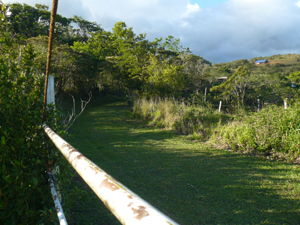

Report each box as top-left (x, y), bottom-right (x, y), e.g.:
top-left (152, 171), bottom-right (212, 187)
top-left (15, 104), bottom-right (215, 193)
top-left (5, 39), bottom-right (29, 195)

top-left (284, 98), bottom-right (288, 109)
top-left (46, 75), bottom-right (62, 203)
top-left (18, 46), bottom-right (22, 67)
top-left (257, 99), bottom-right (261, 112)
top-left (47, 75), bottom-right (55, 105)
top-left (218, 101), bottom-right (222, 113)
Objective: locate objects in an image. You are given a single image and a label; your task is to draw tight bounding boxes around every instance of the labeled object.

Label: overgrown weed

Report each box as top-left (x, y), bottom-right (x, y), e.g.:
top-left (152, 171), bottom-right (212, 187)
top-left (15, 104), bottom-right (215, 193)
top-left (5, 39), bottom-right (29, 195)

top-left (211, 101), bottom-right (300, 160)
top-left (134, 97), bottom-right (300, 161)
top-left (133, 97), bottom-right (231, 140)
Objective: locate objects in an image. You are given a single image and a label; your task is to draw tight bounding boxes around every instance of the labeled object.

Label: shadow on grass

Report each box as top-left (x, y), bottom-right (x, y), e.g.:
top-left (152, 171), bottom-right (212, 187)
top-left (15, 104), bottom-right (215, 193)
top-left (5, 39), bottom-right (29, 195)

top-left (67, 96), bottom-right (300, 225)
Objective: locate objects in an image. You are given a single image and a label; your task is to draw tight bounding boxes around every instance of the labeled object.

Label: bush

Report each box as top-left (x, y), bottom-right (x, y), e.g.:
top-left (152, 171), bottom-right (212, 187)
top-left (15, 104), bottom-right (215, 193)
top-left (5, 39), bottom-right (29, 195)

top-left (174, 105), bottom-right (231, 139)
top-left (133, 97), bottom-right (231, 140)
top-left (0, 31), bottom-right (70, 224)
top-left (213, 102), bottom-right (300, 159)
top-left (133, 97), bottom-right (178, 128)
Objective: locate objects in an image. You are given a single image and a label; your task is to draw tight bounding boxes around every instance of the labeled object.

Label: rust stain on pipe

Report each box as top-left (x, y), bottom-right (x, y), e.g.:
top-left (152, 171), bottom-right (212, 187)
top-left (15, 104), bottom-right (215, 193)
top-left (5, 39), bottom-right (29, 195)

top-left (99, 178), bottom-right (120, 191)
top-left (132, 206), bottom-right (149, 220)
top-left (43, 124), bottom-right (179, 225)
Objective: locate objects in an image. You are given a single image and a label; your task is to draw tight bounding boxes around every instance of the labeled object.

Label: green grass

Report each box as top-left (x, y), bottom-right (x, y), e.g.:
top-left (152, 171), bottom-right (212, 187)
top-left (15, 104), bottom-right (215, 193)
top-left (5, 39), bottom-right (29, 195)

top-left (65, 95), bottom-right (300, 225)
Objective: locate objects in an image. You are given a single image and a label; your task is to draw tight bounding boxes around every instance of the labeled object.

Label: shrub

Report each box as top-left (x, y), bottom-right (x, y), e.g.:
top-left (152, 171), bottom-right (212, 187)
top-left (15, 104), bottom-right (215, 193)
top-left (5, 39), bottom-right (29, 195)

top-left (174, 105), bottom-right (231, 139)
top-left (213, 102), bottom-right (300, 159)
top-left (133, 97), bottom-right (231, 140)
top-left (0, 31), bottom-right (71, 224)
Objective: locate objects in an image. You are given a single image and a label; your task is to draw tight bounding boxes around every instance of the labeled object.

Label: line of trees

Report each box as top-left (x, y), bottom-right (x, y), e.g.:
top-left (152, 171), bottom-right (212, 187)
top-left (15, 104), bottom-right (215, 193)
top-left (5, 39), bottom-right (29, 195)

top-left (2, 2), bottom-right (298, 108)
top-left (1, 2), bottom-right (213, 100)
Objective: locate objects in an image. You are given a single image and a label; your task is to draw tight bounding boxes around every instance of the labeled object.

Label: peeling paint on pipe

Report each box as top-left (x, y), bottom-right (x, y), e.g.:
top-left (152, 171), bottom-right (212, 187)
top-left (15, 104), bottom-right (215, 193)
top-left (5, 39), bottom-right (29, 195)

top-left (49, 176), bottom-right (68, 225)
top-left (43, 124), bottom-right (178, 225)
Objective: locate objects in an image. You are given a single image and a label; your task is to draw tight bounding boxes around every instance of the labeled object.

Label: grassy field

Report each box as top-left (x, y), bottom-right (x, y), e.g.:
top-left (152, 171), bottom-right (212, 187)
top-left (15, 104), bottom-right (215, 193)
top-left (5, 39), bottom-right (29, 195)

top-left (64, 95), bottom-right (300, 225)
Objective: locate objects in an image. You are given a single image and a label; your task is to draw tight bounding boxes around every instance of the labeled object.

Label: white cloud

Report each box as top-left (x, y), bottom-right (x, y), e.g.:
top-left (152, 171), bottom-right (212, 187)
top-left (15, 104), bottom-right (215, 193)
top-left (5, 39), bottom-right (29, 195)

top-left (4, 0), bottom-right (300, 63)
top-left (184, 3), bottom-right (201, 16)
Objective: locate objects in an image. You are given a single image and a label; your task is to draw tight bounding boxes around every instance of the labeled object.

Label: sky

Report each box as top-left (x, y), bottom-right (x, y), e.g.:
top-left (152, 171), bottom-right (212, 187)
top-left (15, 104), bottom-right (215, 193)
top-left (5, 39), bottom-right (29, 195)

top-left (3, 0), bottom-right (300, 64)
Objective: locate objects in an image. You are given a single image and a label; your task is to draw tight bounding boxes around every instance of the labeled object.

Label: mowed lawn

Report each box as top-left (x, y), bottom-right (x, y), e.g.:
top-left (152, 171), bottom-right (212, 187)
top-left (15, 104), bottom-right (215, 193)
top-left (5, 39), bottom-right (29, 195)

top-left (65, 96), bottom-right (300, 225)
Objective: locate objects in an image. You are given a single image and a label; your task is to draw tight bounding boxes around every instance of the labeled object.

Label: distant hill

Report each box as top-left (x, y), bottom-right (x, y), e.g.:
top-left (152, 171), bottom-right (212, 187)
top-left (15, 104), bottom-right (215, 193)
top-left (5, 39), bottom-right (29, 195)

top-left (209, 54), bottom-right (300, 77)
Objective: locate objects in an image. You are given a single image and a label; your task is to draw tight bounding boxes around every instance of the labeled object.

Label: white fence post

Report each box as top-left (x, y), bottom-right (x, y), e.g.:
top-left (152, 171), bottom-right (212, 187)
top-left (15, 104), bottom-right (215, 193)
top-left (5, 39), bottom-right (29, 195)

top-left (47, 75), bottom-right (55, 105)
top-left (257, 99), bottom-right (261, 112)
top-left (46, 75), bottom-right (66, 224)
top-left (218, 101), bottom-right (222, 113)
top-left (284, 98), bottom-right (288, 109)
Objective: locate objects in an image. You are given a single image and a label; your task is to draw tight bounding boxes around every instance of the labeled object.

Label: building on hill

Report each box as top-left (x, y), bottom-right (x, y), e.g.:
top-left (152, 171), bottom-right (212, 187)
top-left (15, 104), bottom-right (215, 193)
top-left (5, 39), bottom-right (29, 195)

top-left (255, 59), bottom-right (268, 64)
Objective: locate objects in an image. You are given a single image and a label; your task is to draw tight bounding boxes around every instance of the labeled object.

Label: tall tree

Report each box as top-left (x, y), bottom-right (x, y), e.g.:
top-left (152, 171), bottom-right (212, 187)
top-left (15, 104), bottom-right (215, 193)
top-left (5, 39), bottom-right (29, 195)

top-left (211, 66), bottom-right (250, 106)
top-left (70, 15), bottom-right (102, 43)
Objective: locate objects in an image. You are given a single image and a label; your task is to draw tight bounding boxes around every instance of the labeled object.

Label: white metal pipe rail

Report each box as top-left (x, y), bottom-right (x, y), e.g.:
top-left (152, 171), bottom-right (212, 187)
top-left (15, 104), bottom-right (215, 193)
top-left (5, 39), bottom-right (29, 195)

top-left (49, 176), bottom-right (68, 225)
top-left (43, 124), bottom-right (178, 225)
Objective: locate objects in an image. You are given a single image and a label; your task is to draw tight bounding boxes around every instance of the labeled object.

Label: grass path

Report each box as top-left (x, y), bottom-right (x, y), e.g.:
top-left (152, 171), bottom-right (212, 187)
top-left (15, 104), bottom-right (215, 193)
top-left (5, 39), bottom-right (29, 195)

top-left (66, 96), bottom-right (300, 225)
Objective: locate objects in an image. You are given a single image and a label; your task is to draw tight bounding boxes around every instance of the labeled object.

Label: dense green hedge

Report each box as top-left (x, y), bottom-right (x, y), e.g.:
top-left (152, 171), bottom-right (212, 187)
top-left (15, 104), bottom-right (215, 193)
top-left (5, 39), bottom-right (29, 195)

top-left (0, 31), bottom-right (69, 224)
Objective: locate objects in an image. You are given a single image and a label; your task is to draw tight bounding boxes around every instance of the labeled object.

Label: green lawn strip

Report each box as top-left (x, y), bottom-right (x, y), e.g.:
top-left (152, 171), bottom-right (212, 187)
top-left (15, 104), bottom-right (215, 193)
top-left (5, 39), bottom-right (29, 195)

top-left (65, 96), bottom-right (300, 225)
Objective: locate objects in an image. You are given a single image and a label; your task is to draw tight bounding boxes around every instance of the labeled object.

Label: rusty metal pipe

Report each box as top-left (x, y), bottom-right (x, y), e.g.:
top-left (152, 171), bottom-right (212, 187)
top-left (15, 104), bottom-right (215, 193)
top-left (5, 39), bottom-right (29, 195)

top-left (42, 0), bottom-right (58, 123)
top-left (43, 124), bottom-right (178, 225)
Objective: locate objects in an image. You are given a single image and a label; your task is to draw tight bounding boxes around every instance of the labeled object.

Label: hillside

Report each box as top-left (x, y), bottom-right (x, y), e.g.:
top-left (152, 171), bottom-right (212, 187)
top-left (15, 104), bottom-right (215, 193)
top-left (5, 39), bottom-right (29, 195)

top-left (212, 53), bottom-right (300, 74)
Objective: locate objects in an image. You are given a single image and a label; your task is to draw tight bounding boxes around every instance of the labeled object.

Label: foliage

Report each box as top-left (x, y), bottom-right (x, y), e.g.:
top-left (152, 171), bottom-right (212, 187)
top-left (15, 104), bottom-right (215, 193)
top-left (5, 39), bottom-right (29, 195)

top-left (0, 23), bottom-right (74, 224)
top-left (210, 66), bottom-right (250, 106)
top-left (212, 102), bottom-right (300, 159)
top-left (69, 15), bottom-right (102, 43)
top-left (133, 97), bottom-right (231, 140)
top-left (173, 105), bottom-right (230, 139)
top-left (27, 36), bottom-right (99, 95)
top-left (146, 55), bottom-right (185, 97)
top-left (287, 71), bottom-right (300, 84)
top-left (0, 33), bottom-right (43, 223)
top-left (1, 2), bottom-right (101, 45)
top-left (72, 22), bottom-right (209, 98)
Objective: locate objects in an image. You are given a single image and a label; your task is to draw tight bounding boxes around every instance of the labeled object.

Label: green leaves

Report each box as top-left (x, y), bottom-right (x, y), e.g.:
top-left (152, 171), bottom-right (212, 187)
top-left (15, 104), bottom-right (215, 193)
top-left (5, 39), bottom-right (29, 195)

top-left (1, 136), bottom-right (5, 145)
top-left (211, 66), bottom-right (250, 106)
top-left (32, 177), bottom-right (38, 187)
top-left (287, 71), bottom-right (300, 83)
top-left (0, 29), bottom-right (62, 224)
top-left (70, 21), bottom-right (198, 97)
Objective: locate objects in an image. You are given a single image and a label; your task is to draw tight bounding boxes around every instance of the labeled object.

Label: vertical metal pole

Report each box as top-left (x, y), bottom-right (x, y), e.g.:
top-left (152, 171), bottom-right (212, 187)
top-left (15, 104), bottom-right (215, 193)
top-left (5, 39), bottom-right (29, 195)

top-left (42, 0), bottom-right (58, 123)
top-left (257, 99), bottom-right (261, 112)
top-left (42, 0), bottom-right (58, 175)
top-left (204, 87), bottom-right (207, 102)
top-left (218, 101), bottom-right (222, 113)
top-left (40, 2), bottom-right (67, 224)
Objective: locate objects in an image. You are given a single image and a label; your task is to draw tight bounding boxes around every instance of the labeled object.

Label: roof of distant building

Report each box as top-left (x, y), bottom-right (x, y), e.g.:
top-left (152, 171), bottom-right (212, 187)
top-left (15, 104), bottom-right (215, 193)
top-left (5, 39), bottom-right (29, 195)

top-left (255, 59), bottom-right (268, 63)
top-left (217, 77), bottom-right (228, 80)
